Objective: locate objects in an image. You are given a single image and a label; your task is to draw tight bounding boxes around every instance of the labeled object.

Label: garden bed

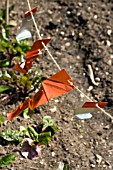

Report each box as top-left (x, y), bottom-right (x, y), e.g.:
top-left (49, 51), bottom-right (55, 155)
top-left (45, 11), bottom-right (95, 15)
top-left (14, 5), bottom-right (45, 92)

top-left (0, 0), bottom-right (113, 169)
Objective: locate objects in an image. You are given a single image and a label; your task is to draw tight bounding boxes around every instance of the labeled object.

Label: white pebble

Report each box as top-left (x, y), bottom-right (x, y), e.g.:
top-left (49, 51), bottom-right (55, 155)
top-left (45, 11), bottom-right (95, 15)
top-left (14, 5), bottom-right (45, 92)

top-left (78, 2), bottom-right (82, 6)
top-left (55, 99), bottom-right (59, 103)
top-left (106, 40), bottom-right (111, 47)
top-left (60, 31), bottom-right (65, 35)
top-left (108, 59), bottom-right (112, 65)
top-left (79, 32), bottom-right (83, 37)
top-left (96, 154), bottom-right (102, 164)
top-left (106, 72), bottom-right (109, 75)
top-left (77, 55), bottom-right (80, 59)
top-left (65, 42), bottom-right (71, 47)
top-left (50, 106), bottom-right (57, 112)
top-left (110, 54), bottom-right (113, 59)
top-left (95, 77), bottom-right (100, 81)
top-left (87, 86), bottom-right (93, 91)
top-left (95, 67), bottom-right (99, 71)
top-left (94, 15), bottom-right (97, 19)
top-left (107, 29), bottom-right (112, 36)
top-left (51, 152), bottom-right (55, 157)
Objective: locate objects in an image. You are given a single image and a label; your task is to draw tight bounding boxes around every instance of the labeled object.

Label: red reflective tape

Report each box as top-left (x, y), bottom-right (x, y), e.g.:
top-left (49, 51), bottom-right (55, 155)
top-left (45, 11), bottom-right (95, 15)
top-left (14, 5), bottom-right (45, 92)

top-left (82, 102), bottom-right (108, 108)
top-left (24, 6), bottom-right (38, 18)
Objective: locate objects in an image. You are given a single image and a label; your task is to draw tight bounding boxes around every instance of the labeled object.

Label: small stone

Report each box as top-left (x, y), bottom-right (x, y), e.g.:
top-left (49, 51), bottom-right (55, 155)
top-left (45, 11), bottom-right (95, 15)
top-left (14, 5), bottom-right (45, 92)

top-left (51, 152), bottom-right (55, 157)
top-left (48, 10), bottom-right (53, 14)
top-left (65, 42), bottom-right (71, 47)
top-left (72, 31), bottom-right (75, 36)
top-left (106, 72), bottom-right (109, 75)
top-left (87, 86), bottom-right (93, 91)
top-left (0, 145), bottom-right (6, 154)
top-left (89, 157), bottom-right (95, 164)
top-left (79, 135), bottom-right (83, 139)
top-left (106, 40), bottom-right (111, 47)
top-left (108, 59), bottom-right (112, 65)
top-left (110, 54), bottom-right (113, 58)
top-left (95, 67), bottom-right (99, 71)
top-left (54, 99), bottom-right (59, 103)
top-left (95, 77), bottom-right (100, 82)
top-left (79, 32), bottom-right (83, 37)
top-left (50, 106), bottom-right (57, 113)
top-left (20, 158), bottom-right (24, 160)
top-left (60, 31), bottom-right (65, 35)
top-left (97, 131), bottom-right (102, 136)
top-left (107, 30), bottom-right (112, 36)
top-left (95, 154), bottom-right (102, 164)
top-left (40, 160), bottom-right (44, 165)
top-left (78, 2), bottom-right (82, 6)
top-left (90, 164), bottom-right (95, 168)
top-left (87, 7), bottom-right (91, 11)
top-left (103, 125), bottom-right (110, 130)
top-left (67, 11), bottom-right (71, 14)
top-left (77, 55), bottom-right (80, 59)
top-left (94, 15), bottom-right (97, 19)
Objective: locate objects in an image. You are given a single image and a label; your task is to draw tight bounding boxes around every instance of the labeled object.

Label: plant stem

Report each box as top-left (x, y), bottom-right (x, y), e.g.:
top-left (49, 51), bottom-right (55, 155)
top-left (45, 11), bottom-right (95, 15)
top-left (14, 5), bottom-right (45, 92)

top-left (5, 0), bottom-right (9, 24)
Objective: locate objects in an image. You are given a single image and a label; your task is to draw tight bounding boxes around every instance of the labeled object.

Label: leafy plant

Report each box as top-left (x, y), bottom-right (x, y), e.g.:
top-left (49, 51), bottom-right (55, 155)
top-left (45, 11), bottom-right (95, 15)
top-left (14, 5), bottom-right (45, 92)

top-left (0, 153), bottom-right (16, 167)
top-left (0, 4), bottom-right (30, 62)
top-left (0, 116), bottom-right (58, 145)
top-left (0, 129), bottom-right (25, 142)
top-left (0, 5), bottom-right (45, 103)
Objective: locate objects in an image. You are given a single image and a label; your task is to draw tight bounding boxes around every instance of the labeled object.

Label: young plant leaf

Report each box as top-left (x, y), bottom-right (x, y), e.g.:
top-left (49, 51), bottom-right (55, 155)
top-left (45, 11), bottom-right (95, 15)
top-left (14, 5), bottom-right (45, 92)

top-left (0, 59), bottom-right (10, 67)
top-left (42, 116), bottom-right (58, 132)
top-left (23, 108), bottom-right (30, 119)
top-left (0, 114), bottom-right (4, 125)
top-left (38, 132), bottom-right (51, 145)
top-left (0, 129), bottom-right (25, 142)
top-left (0, 153), bottom-right (16, 167)
top-left (0, 85), bottom-right (11, 93)
top-left (27, 126), bottom-right (38, 142)
top-left (20, 75), bottom-right (28, 86)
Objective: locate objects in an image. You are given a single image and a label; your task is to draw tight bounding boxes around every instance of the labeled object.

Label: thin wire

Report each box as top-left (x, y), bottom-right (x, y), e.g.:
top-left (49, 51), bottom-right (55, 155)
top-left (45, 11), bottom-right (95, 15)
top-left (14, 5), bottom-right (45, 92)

top-left (68, 81), bottom-right (113, 120)
top-left (26, 0), bottom-right (41, 39)
top-left (96, 104), bottom-right (113, 120)
top-left (26, 0), bottom-right (113, 120)
top-left (26, 0), bottom-right (61, 70)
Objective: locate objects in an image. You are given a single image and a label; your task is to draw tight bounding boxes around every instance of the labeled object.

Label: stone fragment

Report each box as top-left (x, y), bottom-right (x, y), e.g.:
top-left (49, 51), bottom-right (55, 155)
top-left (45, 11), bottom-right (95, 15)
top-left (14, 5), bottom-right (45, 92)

top-left (95, 154), bottom-right (102, 164)
top-left (0, 145), bottom-right (6, 154)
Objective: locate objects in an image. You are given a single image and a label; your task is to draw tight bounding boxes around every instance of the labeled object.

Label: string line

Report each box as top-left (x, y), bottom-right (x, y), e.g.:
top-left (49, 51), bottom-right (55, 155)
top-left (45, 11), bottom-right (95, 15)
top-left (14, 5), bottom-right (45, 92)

top-left (26, 0), bottom-right (113, 120)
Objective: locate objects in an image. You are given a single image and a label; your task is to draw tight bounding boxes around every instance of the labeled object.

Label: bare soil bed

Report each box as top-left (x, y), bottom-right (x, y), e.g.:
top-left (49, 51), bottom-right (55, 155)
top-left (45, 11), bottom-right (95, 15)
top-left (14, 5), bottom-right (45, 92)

top-left (0, 0), bottom-right (113, 169)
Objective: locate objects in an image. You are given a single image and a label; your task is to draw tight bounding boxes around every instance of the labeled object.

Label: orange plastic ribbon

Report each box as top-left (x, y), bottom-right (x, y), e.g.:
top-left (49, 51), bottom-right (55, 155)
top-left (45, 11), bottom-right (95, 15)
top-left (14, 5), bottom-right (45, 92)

top-left (7, 69), bottom-right (75, 120)
top-left (82, 102), bottom-right (108, 108)
top-left (13, 38), bottom-right (51, 73)
top-left (24, 6), bottom-right (38, 18)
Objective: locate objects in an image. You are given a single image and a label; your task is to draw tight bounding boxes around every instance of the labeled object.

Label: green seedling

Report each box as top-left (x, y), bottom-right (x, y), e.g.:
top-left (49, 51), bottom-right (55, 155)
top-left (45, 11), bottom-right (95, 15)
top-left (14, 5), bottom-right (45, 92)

top-left (0, 116), bottom-right (58, 144)
top-left (76, 124), bottom-right (84, 133)
top-left (0, 153), bottom-right (16, 167)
